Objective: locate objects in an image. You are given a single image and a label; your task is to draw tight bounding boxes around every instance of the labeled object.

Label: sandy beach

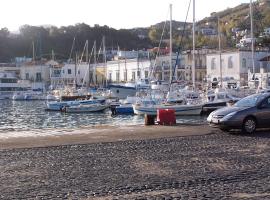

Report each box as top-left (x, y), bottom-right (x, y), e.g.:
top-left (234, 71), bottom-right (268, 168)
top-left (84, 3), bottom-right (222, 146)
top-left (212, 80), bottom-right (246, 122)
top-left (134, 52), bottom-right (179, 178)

top-left (0, 124), bottom-right (212, 149)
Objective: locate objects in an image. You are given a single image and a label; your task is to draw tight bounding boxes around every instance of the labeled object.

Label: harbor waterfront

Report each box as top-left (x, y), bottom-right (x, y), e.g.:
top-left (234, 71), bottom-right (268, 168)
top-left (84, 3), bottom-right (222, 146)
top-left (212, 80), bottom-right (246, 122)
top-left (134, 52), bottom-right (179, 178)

top-left (2, 0), bottom-right (270, 198)
top-left (0, 100), bottom-right (207, 138)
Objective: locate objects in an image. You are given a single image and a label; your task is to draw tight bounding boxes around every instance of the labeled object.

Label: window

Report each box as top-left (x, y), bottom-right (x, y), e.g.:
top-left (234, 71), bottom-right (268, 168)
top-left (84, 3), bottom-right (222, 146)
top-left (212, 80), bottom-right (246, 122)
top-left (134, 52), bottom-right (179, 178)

top-left (62, 70), bottom-right (65, 74)
top-left (211, 58), bottom-right (216, 70)
top-left (68, 69), bottom-right (72, 74)
top-left (137, 71), bottom-right (140, 78)
top-left (221, 59), bottom-right (224, 67)
top-left (199, 59), bottom-right (202, 66)
top-left (261, 97), bottom-right (270, 108)
top-left (78, 70), bottom-right (80, 74)
top-left (132, 72), bottom-right (136, 81)
top-left (116, 72), bottom-right (120, 82)
top-left (36, 73), bottom-right (42, 82)
top-left (26, 73), bottom-right (29, 80)
top-left (228, 56), bottom-right (233, 68)
top-left (145, 71), bottom-right (149, 78)
top-left (242, 58), bottom-right (247, 68)
top-left (109, 73), bottom-right (112, 81)
top-left (124, 71), bottom-right (127, 81)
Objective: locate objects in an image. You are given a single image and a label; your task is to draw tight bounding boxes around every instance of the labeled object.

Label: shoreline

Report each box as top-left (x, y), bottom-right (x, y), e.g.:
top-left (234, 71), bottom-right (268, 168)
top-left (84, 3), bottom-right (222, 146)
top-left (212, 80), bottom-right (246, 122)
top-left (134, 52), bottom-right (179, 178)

top-left (0, 124), bottom-right (212, 150)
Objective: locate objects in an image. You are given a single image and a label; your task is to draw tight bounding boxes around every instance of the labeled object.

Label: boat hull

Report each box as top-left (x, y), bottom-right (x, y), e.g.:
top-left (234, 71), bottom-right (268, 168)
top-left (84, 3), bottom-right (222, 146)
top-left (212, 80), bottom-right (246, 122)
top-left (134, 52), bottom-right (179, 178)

top-left (64, 104), bottom-right (108, 113)
top-left (133, 104), bottom-right (202, 116)
top-left (202, 101), bottom-right (227, 113)
top-left (109, 85), bottom-right (136, 99)
top-left (46, 99), bottom-right (104, 111)
top-left (115, 104), bottom-right (134, 114)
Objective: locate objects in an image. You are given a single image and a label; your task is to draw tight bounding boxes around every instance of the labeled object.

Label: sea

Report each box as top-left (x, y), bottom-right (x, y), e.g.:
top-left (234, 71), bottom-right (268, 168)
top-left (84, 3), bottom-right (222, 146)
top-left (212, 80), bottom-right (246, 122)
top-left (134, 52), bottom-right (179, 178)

top-left (0, 100), bottom-right (207, 138)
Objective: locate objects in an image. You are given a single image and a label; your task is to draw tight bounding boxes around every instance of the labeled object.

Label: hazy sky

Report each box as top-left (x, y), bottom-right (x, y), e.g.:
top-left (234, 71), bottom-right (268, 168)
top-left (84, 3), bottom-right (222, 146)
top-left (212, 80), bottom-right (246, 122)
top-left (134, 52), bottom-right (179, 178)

top-left (1, 0), bottom-right (251, 31)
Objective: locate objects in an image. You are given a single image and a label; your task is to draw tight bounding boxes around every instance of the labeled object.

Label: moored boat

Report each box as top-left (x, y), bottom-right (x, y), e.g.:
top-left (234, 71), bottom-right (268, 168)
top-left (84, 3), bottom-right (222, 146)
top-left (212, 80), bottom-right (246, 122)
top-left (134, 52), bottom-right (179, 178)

top-left (133, 101), bottom-right (202, 116)
top-left (63, 103), bottom-right (108, 113)
top-left (46, 98), bottom-right (106, 111)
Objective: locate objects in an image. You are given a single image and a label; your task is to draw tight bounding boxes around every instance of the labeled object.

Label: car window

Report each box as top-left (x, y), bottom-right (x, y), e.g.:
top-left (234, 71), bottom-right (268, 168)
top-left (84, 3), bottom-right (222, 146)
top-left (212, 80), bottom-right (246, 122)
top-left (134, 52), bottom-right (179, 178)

top-left (235, 94), bottom-right (263, 107)
top-left (261, 97), bottom-right (270, 108)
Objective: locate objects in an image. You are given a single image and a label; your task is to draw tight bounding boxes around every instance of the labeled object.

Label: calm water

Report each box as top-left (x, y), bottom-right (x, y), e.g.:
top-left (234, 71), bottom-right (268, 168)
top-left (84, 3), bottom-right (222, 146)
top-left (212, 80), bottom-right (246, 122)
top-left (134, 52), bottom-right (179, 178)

top-left (0, 100), bottom-right (207, 136)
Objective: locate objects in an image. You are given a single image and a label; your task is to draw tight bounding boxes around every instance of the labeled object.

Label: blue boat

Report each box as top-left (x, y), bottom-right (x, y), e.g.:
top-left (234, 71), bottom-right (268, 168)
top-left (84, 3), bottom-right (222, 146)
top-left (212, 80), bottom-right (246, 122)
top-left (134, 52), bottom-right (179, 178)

top-left (115, 104), bottom-right (134, 114)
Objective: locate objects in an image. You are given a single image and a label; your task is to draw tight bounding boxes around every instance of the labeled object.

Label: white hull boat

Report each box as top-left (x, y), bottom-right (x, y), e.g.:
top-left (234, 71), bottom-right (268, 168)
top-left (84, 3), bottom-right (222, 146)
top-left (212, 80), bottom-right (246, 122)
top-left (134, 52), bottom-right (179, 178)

top-left (133, 103), bottom-right (202, 116)
top-left (64, 104), bottom-right (108, 113)
top-left (46, 99), bottom-right (104, 111)
top-left (109, 84), bottom-right (137, 99)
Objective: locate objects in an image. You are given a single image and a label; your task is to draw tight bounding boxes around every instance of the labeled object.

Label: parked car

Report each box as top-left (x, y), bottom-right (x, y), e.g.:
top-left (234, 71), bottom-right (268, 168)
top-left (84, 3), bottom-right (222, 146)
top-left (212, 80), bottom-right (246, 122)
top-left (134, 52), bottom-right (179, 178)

top-left (207, 93), bottom-right (270, 133)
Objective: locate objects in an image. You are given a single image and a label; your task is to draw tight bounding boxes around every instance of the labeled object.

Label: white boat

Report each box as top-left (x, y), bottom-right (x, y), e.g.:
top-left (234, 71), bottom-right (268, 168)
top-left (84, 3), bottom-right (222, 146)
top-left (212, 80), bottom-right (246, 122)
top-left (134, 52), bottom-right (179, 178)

top-left (12, 92), bottom-right (26, 100)
top-left (46, 98), bottom-right (106, 111)
top-left (46, 93), bottom-right (59, 101)
top-left (12, 91), bottom-right (47, 101)
top-left (0, 72), bottom-right (31, 99)
top-left (109, 78), bottom-right (150, 99)
top-left (133, 102), bottom-right (202, 116)
top-left (109, 83), bottom-right (137, 99)
top-left (64, 103), bottom-right (108, 113)
top-left (202, 88), bottom-right (240, 113)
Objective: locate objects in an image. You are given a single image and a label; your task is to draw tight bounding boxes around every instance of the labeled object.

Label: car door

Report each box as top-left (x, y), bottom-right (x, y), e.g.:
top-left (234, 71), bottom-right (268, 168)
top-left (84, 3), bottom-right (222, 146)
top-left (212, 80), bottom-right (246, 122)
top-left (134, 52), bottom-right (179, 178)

top-left (256, 96), bottom-right (270, 128)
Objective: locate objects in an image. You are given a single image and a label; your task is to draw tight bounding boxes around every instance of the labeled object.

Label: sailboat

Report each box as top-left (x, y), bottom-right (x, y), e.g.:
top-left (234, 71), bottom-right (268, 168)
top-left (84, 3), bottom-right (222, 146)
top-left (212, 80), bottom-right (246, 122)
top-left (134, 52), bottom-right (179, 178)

top-left (133, 2), bottom-right (203, 116)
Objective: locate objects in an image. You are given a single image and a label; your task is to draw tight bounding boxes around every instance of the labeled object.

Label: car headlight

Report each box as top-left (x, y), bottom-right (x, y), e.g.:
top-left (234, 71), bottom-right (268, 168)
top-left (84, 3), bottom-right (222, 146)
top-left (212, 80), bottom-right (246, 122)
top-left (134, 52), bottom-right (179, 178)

top-left (207, 111), bottom-right (215, 122)
top-left (222, 111), bottom-right (237, 121)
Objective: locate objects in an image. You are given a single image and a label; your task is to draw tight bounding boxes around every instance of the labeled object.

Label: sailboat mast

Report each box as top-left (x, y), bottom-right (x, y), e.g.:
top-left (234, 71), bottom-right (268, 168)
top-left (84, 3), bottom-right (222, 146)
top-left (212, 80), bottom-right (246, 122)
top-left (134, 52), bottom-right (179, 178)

top-left (118, 46), bottom-right (121, 83)
top-left (32, 41), bottom-right (35, 62)
top-left (192, 0), bottom-right (196, 89)
top-left (250, 0), bottom-right (255, 78)
top-left (218, 17), bottom-right (223, 88)
top-left (169, 4), bottom-right (173, 84)
top-left (94, 41), bottom-right (97, 85)
top-left (103, 36), bottom-right (107, 87)
top-left (86, 40), bottom-right (89, 63)
top-left (75, 53), bottom-right (77, 89)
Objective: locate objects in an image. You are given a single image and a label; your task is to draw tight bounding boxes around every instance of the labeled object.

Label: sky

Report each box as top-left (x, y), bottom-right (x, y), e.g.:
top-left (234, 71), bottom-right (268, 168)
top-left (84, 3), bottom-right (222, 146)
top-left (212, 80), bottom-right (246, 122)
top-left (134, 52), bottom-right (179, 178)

top-left (0, 0), bottom-right (251, 32)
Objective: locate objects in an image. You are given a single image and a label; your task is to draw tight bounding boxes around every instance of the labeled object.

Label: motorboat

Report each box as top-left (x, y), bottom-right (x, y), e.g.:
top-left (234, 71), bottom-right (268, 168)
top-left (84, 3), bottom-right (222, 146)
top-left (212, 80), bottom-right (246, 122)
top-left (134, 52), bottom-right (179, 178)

top-left (202, 88), bottom-right (240, 113)
top-left (63, 103), bottom-right (108, 113)
top-left (132, 97), bottom-right (202, 116)
top-left (46, 97), bottom-right (106, 111)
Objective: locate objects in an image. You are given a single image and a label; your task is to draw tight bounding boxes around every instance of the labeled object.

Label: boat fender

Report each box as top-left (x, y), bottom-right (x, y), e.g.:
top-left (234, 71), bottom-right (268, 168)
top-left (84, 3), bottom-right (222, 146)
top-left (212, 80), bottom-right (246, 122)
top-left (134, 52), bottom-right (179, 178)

top-left (111, 106), bottom-right (117, 116)
top-left (61, 106), bottom-right (67, 113)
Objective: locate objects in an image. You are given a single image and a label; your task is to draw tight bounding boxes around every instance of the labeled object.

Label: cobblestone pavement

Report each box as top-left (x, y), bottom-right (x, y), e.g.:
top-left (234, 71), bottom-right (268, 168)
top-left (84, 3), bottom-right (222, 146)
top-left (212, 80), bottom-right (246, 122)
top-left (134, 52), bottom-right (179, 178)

top-left (0, 131), bottom-right (270, 199)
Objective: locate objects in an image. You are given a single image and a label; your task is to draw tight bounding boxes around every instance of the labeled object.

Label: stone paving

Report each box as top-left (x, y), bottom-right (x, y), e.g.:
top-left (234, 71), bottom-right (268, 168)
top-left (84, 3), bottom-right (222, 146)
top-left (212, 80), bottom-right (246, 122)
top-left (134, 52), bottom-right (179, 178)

top-left (0, 131), bottom-right (270, 199)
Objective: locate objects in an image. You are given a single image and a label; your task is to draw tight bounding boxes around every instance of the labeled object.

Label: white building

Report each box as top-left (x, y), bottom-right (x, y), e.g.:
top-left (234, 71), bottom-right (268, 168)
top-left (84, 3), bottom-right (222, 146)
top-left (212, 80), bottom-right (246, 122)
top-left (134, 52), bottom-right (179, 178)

top-left (106, 55), bottom-right (187, 83)
top-left (20, 61), bottom-right (52, 91)
top-left (206, 51), bottom-right (270, 86)
top-left (50, 62), bottom-right (93, 88)
top-left (106, 59), bottom-right (150, 83)
top-left (250, 55), bottom-right (270, 88)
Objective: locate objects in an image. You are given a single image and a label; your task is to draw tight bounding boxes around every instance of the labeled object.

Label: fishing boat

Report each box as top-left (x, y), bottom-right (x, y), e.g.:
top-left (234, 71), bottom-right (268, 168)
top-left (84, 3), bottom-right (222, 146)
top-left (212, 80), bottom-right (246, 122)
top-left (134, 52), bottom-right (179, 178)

top-left (46, 97), bottom-right (106, 111)
top-left (111, 96), bottom-right (139, 115)
top-left (202, 88), bottom-right (240, 113)
top-left (133, 100), bottom-right (202, 116)
top-left (63, 103), bottom-right (108, 113)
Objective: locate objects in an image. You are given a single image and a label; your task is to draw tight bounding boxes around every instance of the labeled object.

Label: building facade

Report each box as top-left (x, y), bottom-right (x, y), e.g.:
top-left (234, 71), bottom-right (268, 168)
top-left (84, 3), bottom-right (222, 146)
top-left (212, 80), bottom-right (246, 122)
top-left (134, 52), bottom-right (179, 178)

top-left (206, 51), bottom-right (270, 86)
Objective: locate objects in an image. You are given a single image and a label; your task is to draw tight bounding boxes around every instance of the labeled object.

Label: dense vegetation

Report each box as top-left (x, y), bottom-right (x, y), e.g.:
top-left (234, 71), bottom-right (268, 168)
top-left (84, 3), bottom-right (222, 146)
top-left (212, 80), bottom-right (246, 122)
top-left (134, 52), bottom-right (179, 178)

top-left (0, 24), bottom-right (153, 62)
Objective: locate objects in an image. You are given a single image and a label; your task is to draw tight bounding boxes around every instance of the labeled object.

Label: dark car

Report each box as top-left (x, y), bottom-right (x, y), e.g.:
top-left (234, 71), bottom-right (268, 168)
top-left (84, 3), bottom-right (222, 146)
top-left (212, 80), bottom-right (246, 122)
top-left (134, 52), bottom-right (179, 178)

top-left (207, 93), bottom-right (270, 133)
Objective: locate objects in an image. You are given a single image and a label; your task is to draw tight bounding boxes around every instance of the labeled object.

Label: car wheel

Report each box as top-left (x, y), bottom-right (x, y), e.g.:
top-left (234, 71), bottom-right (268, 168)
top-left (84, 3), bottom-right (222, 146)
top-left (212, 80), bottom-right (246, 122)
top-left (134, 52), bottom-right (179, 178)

top-left (242, 117), bottom-right (256, 134)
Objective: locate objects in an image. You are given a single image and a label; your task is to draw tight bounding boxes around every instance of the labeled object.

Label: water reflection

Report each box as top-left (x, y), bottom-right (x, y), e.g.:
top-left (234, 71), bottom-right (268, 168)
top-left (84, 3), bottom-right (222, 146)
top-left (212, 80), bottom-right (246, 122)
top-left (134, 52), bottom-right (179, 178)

top-left (0, 100), bottom-right (206, 133)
